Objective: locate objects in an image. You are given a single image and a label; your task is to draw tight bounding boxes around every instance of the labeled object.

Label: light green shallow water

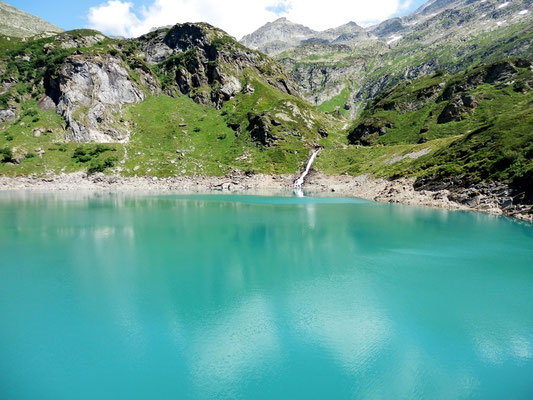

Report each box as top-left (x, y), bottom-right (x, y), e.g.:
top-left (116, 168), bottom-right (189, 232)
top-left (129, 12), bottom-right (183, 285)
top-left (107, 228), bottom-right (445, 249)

top-left (0, 192), bottom-right (532, 399)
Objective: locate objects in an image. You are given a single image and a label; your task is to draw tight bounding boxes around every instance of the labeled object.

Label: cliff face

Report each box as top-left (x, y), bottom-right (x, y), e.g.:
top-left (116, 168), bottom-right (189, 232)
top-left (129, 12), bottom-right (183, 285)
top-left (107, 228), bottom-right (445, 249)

top-left (47, 55), bottom-right (148, 143)
top-left (139, 23), bottom-right (299, 109)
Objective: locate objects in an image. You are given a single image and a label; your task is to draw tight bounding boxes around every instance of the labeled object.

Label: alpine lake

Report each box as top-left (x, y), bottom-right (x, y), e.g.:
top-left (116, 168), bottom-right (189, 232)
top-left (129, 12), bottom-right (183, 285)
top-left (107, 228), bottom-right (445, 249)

top-left (1, 192), bottom-right (532, 399)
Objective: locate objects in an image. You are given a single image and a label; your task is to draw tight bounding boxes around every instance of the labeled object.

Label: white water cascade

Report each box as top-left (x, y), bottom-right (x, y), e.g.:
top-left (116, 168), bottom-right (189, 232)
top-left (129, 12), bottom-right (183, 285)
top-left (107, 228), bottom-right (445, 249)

top-left (294, 148), bottom-right (320, 189)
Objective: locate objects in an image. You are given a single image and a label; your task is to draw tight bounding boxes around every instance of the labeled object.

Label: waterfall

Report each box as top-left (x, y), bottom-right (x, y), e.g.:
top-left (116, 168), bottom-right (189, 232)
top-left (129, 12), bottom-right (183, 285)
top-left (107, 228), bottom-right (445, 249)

top-left (294, 148), bottom-right (320, 188)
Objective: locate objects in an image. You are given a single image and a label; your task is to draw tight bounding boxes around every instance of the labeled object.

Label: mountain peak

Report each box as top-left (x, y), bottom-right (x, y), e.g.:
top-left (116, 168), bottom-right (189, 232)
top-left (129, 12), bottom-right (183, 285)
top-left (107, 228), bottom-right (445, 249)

top-left (240, 17), bottom-right (316, 54)
top-left (0, 0), bottom-right (63, 37)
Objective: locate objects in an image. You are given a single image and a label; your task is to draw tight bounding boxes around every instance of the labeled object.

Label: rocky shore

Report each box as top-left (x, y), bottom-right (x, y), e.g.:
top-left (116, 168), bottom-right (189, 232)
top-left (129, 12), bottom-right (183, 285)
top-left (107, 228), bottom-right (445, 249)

top-left (0, 171), bottom-right (531, 222)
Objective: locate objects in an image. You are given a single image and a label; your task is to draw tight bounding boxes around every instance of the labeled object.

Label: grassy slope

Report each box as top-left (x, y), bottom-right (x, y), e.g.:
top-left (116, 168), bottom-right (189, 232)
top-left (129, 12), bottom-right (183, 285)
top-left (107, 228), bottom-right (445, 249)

top-left (0, 28), bottom-right (531, 185)
top-left (0, 28), bottom-right (344, 177)
top-left (123, 93), bottom-right (314, 177)
top-left (318, 62), bottom-right (533, 186)
top-left (123, 73), bottom-right (344, 176)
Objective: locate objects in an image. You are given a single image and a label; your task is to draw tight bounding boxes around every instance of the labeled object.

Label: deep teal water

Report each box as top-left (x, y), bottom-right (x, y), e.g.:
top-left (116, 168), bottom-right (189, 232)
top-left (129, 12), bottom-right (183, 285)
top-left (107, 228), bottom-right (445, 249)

top-left (1, 192), bottom-right (532, 399)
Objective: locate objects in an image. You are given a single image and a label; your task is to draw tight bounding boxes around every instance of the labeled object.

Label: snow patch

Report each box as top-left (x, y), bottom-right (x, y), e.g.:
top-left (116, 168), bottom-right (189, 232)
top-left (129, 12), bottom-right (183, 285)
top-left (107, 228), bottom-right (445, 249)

top-left (497, 2), bottom-right (510, 9)
top-left (496, 20), bottom-right (507, 26)
top-left (518, 9), bottom-right (528, 15)
top-left (387, 35), bottom-right (402, 45)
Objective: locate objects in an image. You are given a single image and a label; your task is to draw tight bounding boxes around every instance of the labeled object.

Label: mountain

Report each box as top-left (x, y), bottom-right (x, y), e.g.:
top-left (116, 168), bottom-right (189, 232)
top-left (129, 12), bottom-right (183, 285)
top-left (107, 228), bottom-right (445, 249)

top-left (0, 0), bottom-right (531, 218)
top-left (240, 17), bottom-right (318, 54)
top-left (0, 24), bottom-right (333, 176)
top-left (248, 0), bottom-right (532, 117)
top-left (0, 1), bottom-right (63, 38)
top-left (240, 18), bottom-right (373, 54)
top-left (325, 57), bottom-right (533, 214)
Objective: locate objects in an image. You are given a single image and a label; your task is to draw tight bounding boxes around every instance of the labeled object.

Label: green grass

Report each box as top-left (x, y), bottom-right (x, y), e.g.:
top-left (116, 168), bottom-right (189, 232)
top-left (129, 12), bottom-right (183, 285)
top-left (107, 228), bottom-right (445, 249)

top-left (317, 137), bottom-right (458, 177)
top-left (122, 93), bottom-right (316, 176)
top-left (0, 101), bottom-right (103, 176)
top-left (317, 86), bottom-right (352, 116)
top-left (337, 59), bottom-right (533, 185)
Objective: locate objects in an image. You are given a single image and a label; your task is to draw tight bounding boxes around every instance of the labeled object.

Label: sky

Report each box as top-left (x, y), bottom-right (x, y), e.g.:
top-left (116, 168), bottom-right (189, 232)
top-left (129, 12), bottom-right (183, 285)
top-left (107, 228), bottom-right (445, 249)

top-left (8, 0), bottom-right (428, 39)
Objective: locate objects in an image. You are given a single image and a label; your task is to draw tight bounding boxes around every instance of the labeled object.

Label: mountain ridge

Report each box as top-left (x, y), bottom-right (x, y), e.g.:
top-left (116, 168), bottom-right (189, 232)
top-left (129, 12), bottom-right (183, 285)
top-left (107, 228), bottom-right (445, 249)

top-left (264, 0), bottom-right (532, 118)
top-left (0, 1), bottom-right (63, 38)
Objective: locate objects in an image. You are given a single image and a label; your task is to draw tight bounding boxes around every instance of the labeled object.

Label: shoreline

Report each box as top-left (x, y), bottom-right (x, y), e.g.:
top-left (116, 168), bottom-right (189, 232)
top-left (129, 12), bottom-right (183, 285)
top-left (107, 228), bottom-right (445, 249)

top-left (0, 171), bottom-right (531, 222)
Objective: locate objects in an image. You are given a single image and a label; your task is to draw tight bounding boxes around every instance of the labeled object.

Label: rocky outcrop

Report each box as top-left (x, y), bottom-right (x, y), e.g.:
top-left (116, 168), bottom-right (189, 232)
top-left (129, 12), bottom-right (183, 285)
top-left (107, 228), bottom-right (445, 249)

top-left (437, 93), bottom-right (477, 124)
top-left (0, 108), bottom-right (16, 123)
top-left (46, 54), bottom-right (147, 142)
top-left (43, 31), bottom-right (107, 51)
top-left (140, 23), bottom-right (298, 108)
top-left (348, 118), bottom-right (394, 146)
top-left (414, 177), bottom-right (533, 220)
top-left (247, 112), bottom-right (278, 146)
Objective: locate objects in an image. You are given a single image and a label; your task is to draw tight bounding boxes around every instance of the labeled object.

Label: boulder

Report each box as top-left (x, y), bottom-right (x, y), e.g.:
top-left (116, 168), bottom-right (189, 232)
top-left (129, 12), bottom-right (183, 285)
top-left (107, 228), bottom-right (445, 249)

top-left (247, 112), bottom-right (278, 146)
top-left (0, 108), bottom-right (16, 123)
top-left (348, 117), bottom-right (393, 146)
top-left (37, 95), bottom-right (56, 110)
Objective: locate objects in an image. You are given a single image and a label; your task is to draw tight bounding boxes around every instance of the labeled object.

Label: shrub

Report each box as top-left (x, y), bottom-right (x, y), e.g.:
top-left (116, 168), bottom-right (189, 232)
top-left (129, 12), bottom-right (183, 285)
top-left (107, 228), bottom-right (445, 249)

top-left (72, 146), bottom-right (92, 163)
top-left (22, 108), bottom-right (38, 118)
top-left (73, 144), bottom-right (116, 163)
top-left (0, 147), bottom-right (13, 163)
top-left (87, 157), bottom-right (117, 175)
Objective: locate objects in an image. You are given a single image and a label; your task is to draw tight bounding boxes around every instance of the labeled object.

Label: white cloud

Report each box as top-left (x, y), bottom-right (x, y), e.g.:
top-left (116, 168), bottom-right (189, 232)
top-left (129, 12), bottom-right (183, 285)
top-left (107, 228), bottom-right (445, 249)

top-left (87, 0), bottom-right (411, 39)
top-left (87, 1), bottom-right (140, 37)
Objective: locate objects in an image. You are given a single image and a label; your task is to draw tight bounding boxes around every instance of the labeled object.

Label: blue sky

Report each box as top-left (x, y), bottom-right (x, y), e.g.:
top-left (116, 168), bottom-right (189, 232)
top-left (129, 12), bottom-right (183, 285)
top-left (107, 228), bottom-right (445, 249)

top-left (8, 0), bottom-right (429, 38)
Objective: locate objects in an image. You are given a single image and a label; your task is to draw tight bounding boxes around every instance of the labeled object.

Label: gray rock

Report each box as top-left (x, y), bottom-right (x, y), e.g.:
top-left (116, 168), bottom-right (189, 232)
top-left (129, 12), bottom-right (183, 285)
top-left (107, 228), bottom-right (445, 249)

top-left (37, 95), bottom-right (56, 111)
top-left (0, 108), bottom-right (16, 123)
top-left (50, 54), bottom-right (146, 142)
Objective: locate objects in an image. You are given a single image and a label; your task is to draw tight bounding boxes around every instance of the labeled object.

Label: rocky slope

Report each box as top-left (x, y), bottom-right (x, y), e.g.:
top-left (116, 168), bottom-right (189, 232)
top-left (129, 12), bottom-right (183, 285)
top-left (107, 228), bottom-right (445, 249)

top-left (0, 1), bottom-right (63, 38)
top-left (138, 23), bottom-right (300, 107)
top-left (248, 0), bottom-right (533, 116)
top-left (241, 18), bottom-right (372, 55)
top-left (0, 24), bottom-right (334, 176)
top-left (314, 58), bottom-right (533, 217)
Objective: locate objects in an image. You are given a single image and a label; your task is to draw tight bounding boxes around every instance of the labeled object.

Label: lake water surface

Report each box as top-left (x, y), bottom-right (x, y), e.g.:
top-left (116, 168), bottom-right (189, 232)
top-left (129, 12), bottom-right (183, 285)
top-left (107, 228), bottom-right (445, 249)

top-left (1, 193), bottom-right (532, 399)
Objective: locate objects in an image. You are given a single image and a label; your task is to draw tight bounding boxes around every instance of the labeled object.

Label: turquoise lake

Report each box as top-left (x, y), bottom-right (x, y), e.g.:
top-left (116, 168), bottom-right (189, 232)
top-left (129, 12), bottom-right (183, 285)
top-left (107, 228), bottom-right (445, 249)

top-left (1, 192), bottom-right (532, 399)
